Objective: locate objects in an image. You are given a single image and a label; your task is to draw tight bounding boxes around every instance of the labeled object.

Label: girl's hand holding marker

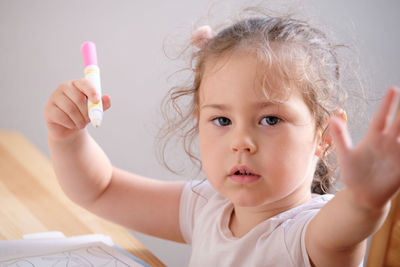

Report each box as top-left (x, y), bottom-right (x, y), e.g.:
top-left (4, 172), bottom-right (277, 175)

top-left (44, 41), bottom-right (111, 140)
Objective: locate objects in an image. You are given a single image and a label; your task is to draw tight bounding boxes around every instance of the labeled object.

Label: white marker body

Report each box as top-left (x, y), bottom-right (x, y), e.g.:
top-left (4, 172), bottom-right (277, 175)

top-left (84, 65), bottom-right (103, 127)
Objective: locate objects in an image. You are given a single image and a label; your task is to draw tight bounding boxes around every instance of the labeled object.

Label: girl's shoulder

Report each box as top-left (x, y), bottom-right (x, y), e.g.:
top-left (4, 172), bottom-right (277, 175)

top-left (179, 179), bottom-right (221, 244)
top-left (183, 179), bottom-right (217, 199)
top-left (278, 193), bottom-right (335, 227)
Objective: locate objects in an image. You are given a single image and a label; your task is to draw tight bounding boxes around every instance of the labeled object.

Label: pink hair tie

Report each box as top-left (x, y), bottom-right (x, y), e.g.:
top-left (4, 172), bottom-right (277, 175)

top-left (191, 25), bottom-right (215, 49)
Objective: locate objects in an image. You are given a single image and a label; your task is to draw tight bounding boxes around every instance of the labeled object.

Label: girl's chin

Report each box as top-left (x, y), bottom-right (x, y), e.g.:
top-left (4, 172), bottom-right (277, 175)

top-left (228, 192), bottom-right (268, 207)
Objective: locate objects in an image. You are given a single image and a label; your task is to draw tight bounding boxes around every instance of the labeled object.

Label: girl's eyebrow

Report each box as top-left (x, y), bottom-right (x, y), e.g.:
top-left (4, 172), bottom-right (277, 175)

top-left (200, 101), bottom-right (284, 111)
top-left (200, 103), bottom-right (229, 111)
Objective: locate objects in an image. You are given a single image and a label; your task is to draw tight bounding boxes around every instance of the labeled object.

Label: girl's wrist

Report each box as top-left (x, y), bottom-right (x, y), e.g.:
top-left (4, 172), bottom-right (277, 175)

top-left (341, 187), bottom-right (390, 218)
top-left (48, 129), bottom-right (90, 154)
top-left (48, 128), bottom-right (87, 143)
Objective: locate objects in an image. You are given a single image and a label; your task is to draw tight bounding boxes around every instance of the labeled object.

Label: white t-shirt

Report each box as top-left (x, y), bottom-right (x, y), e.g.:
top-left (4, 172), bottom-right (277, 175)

top-left (179, 180), bottom-right (335, 267)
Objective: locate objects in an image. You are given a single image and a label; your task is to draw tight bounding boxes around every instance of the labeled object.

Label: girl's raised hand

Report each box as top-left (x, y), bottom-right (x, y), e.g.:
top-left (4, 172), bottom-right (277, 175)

top-left (44, 78), bottom-right (111, 140)
top-left (329, 87), bottom-right (400, 211)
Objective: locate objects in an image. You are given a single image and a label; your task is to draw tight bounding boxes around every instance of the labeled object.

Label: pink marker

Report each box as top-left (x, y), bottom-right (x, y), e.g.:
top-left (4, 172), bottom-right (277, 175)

top-left (81, 41), bottom-right (103, 127)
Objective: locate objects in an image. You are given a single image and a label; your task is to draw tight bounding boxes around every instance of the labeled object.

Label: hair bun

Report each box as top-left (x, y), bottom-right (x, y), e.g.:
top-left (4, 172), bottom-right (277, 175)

top-left (190, 25), bottom-right (215, 49)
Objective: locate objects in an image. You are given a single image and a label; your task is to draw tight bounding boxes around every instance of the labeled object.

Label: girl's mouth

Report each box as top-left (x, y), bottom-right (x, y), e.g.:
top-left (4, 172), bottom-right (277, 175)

top-left (228, 165), bottom-right (261, 184)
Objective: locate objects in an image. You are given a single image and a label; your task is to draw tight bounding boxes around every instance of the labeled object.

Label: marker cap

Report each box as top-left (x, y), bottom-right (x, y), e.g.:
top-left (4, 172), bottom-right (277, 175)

top-left (81, 41), bottom-right (98, 67)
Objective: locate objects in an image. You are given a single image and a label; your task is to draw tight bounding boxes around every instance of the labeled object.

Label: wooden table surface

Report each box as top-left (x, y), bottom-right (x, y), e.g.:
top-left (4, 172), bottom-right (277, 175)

top-left (0, 130), bottom-right (165, 267)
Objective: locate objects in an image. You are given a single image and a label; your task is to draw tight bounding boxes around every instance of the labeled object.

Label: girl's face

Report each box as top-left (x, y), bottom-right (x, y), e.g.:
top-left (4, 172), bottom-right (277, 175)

top-left (198, 50), bottom-right (322, 209)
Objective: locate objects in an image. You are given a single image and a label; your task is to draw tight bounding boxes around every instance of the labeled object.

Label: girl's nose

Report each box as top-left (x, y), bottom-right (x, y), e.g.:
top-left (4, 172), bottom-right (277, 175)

top-left (231, 128), bottom-right (257, 154)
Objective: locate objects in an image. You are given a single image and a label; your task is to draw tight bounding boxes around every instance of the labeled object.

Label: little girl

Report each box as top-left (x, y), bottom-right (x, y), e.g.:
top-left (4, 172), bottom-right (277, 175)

top-left (44, 10), bottom-right (400, 267)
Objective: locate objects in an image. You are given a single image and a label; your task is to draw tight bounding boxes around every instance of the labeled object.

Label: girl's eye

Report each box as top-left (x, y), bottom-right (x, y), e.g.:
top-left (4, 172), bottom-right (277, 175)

top-left (260, 116), bottom-right (281, 126)
top-left (212, 117), bottom-right (231, 127)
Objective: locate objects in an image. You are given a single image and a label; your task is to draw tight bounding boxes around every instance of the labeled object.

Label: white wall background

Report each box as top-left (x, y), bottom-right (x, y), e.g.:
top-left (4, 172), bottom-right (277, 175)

top-left (1, 0), bottom-right (399, 266)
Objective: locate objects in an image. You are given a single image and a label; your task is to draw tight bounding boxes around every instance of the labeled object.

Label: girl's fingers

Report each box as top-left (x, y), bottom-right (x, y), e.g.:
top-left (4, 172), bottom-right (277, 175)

top-left (371, 87), bottom-right (399, 133)
top-left (64, 85), bottom-right (91, 123)
top-left (48, 103), bottom-right (76, 130)
top-left (389, 108), bottom-right (400, 138)
top-left (329, 116), bottom-right (352, 161)
top-left (47, 80), bottom-right (110, 133)
top-left (54, 91), bottom-right (87, 129)
top-left (387, 88), bottom-right (400, 138)
top-left (72, 78), bottom-right (100, 103)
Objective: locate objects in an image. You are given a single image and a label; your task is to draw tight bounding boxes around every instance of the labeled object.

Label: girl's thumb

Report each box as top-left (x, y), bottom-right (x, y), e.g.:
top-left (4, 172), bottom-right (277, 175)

top-left (102, 95), bottom-right (111, 111)
top-left (328, 116), bottom-right (352, 159)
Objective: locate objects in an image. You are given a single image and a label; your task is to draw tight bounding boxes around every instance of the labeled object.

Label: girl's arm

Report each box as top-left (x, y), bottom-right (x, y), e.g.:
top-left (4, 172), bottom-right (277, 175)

top-left (306, 189), bottom-right (389, 266)
top-left (306, 87), bottom-right (400, 267)
top-left (45, 79), bottom-right (186, 243)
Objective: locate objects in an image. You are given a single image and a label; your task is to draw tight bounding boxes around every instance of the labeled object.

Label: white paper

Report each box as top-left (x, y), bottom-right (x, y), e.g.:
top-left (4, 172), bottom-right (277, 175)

top-left (0, 234), bottom-right (113, 258)
top-left (0, 242), bottom-right (145, 266)
top-left (0, 233), bottom-right (147, 267)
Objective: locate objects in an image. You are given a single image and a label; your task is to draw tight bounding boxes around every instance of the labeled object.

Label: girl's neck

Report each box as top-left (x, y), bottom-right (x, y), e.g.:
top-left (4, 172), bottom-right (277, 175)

top-left (229, 193), bottom-right (312, 238)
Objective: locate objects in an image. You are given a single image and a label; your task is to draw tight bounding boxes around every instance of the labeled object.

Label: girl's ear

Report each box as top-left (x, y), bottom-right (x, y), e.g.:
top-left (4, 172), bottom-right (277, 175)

top-left (334, 109), bottom-right (347, 123)
top-left (315, 109), bottom-right (347, 158)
